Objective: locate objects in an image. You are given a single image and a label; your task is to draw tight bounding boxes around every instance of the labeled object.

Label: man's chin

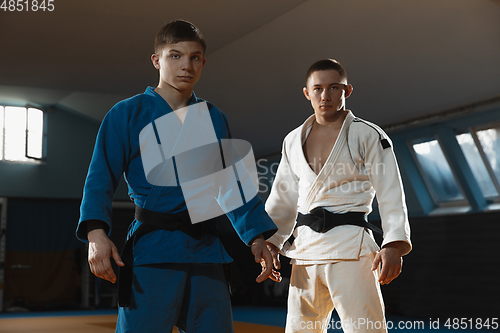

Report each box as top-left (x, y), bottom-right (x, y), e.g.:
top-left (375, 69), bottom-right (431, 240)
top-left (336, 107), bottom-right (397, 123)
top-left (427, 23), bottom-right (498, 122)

top-left (314, 108), bottom-right (347, 121)
top-left (173, 81), bottom-right (197, 92)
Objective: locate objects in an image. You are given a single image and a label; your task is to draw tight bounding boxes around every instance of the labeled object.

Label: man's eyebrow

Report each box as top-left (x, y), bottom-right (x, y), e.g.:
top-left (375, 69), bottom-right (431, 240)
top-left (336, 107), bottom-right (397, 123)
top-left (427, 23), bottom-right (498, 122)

top-left (167, 49), bottom-right (203, 55)
top-left (312, 82), bottom-right (345, 87)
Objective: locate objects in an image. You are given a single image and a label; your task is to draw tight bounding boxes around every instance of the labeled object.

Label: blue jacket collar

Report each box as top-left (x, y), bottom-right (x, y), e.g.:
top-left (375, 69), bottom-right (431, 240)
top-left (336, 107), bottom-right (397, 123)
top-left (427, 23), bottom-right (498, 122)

top-left (145, 86), bottom-right (200, 109)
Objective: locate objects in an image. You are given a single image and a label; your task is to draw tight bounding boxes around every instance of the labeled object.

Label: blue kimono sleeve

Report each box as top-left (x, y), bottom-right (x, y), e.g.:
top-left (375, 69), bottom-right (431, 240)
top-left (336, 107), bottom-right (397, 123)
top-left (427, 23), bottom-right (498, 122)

top-left (226, 195), bottom-right (277, 246)
top-left (76, 103), bottom-right (131, 241)
top-left (213, 108), bottom-right (277, 245)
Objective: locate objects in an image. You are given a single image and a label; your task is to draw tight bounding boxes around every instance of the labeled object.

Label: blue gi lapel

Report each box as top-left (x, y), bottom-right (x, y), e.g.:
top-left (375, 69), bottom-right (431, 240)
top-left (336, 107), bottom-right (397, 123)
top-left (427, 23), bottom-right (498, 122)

top-left (142, 93), bottom-right (219, 211)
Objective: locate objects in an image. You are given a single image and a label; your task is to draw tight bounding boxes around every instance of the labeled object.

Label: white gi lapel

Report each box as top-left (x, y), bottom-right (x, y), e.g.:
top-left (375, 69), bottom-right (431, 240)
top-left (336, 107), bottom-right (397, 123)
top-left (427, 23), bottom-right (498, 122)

top-left (299, 116), bottom-right (320, 181)
top-left (302, 112), bottom-right (354, 212)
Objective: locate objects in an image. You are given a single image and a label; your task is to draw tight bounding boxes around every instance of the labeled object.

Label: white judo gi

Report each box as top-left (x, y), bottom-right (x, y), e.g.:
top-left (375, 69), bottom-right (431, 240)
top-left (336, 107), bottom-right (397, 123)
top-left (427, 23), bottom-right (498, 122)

top-left (265, 111), bottom-right (412, 333)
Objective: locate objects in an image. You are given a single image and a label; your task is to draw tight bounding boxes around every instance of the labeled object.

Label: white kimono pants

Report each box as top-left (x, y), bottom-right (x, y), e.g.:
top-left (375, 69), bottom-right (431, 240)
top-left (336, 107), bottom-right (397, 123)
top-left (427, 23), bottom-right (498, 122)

top-left (286, 252), bottom-right (387, 333)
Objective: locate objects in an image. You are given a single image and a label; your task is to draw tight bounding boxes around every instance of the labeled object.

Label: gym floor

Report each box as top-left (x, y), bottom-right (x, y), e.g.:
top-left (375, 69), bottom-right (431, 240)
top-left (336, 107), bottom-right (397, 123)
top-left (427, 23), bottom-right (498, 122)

top-left (0, 307), bottom-right (492, 332)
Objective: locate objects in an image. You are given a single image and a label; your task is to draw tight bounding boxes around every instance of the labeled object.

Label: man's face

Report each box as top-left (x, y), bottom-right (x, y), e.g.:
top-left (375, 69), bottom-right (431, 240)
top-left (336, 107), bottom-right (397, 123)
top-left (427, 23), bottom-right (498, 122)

top-left (152, 41), bottom-right (206, 93)
top-left (303, 70), bottom-right (353, 118)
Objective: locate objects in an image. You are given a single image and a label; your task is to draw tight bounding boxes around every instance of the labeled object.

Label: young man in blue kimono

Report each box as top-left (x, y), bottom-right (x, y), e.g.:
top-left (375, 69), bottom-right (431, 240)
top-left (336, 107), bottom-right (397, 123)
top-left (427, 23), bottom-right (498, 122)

top-left (76, 20), bottom-right (280, 333)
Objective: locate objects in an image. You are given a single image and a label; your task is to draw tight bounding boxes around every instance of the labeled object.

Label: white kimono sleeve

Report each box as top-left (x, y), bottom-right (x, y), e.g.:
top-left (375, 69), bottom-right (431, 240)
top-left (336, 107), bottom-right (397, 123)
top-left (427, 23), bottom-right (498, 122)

top-left (361, 127), bottom-right (412, 256)
top-left (265, 144), bottom-right (299, 250)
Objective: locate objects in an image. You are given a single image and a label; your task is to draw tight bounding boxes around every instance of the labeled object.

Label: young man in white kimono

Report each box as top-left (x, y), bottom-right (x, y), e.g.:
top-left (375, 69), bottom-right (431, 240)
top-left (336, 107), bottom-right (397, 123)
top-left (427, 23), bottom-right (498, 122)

top-left (265, 59), bottom-right (412, 333)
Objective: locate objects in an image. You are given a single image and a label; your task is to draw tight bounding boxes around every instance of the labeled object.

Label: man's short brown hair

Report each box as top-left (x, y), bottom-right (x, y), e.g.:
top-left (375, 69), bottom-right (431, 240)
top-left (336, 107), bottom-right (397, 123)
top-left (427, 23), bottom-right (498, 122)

top-left (306, 59), bottom-right (347, 85)
top-left (154, 20), bottom-right (207, 55)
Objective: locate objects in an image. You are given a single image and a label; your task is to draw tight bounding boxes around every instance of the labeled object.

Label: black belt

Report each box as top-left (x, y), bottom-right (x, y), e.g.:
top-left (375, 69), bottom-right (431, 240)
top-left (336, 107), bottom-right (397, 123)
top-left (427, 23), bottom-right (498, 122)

top-left (286, 207), bottom-right (383, 245)
top-left (118, 206), bottom-right (217, 307)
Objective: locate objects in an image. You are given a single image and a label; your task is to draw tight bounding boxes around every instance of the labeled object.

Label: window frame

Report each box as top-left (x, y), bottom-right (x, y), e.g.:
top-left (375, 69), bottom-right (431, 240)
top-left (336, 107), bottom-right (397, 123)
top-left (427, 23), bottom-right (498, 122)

top-left (24, 107), bottom-right (45, 161)
top-left (464, 123), bottom-right (500, 202)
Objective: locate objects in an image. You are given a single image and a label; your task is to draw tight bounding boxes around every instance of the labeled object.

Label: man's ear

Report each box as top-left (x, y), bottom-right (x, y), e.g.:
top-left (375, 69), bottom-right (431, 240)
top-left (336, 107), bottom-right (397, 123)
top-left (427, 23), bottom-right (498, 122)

top-left (151, 54), bottom-right (160, 70)
top-left (345, 84), bottom-right (353, 99)
top-left (303, 87), bottom-right (311, 101)
top-left (202, 57), bottom-right (207, 67)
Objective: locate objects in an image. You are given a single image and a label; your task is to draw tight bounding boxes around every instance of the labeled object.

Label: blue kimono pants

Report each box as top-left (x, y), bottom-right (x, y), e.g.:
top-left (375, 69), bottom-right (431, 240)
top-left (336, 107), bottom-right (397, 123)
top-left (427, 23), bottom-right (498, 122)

top-left (116, 263), bottom-right (234, 333)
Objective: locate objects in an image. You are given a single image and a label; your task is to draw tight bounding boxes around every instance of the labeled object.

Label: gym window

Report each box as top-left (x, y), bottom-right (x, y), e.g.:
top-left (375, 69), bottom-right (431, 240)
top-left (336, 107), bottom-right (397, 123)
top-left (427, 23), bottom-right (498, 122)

top-left (411, 137), bottom-right (465, 203)
top-left (456, 125), bottom-right (500, 199)
top-left (0, 105), bottom-right (44, 162)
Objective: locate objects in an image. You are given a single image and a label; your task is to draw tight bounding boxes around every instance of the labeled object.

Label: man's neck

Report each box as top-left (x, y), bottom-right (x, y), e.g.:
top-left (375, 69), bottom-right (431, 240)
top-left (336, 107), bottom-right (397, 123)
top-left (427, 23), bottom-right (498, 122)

top-left (313, 109), bottom-right (348, 130)
top-left (154, 85), bottom-right (193, 111)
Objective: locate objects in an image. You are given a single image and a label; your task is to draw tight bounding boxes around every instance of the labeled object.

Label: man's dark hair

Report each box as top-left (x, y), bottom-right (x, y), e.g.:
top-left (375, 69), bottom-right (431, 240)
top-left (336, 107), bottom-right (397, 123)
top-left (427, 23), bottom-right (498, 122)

top-left (155, 20), bottom-right (207, 55)
top-left (306, 59), bottom-right (347, 85)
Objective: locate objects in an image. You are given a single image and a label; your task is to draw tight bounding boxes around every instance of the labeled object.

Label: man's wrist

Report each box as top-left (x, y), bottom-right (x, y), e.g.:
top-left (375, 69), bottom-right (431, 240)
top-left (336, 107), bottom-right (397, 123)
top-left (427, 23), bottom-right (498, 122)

top-left (384, 241), bottom-right (403, 249)
top-left (383, 241), bottom-right (403, 255)
top-left (250, 234), bottom-right (264, 245)
top-left (86, 220), bottom-right (107, 234)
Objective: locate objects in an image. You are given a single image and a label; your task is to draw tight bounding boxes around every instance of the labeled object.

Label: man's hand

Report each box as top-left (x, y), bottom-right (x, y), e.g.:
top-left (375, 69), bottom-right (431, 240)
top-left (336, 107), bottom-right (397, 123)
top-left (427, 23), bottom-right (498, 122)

top-left (251, 235), bottom-right (282, 283)
top-left (371, 241), bottom-right (403, 285)
top-left (266, 241), bottom-right (281, 271)
top-left (88, 228), bottom-right (124, 283)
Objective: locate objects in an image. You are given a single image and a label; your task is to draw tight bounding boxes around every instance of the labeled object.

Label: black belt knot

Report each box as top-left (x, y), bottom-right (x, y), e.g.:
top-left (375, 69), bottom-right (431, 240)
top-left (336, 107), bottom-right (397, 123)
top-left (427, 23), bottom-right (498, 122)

top-left (286, 207), bottom-right (383, 245)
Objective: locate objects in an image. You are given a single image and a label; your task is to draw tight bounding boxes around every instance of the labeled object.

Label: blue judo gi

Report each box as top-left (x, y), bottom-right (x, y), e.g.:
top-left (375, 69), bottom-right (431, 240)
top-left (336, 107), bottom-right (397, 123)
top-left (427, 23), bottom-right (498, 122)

top-left (76, 87), bottom-right (277, 333)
